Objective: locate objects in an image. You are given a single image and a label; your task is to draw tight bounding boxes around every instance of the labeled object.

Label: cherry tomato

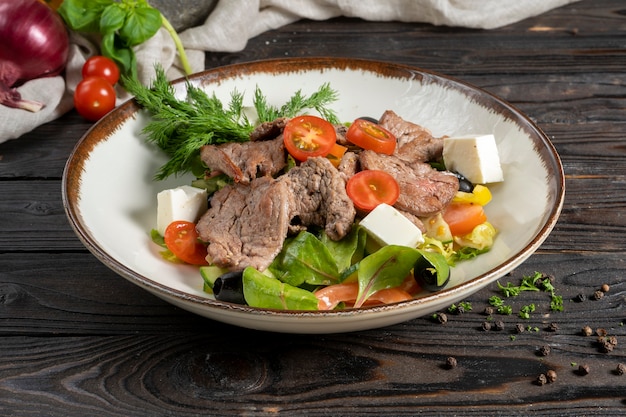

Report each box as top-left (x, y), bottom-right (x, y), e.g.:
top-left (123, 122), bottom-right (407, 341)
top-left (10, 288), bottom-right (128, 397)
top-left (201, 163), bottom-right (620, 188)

top-left (346, 170), bottom-right (400, 212)
top-left (346, 118), bottom-right (396, 155)
top-left (442, 203), bottom-right (487, 236)
top-left (74, 76), bottom-right (116, 121)
top-left (163, 221), bottom-right (209, 266)
top-left (283, 115), bottom-right (336, 161)
top-left (82, 56), bottom-right (120, 85)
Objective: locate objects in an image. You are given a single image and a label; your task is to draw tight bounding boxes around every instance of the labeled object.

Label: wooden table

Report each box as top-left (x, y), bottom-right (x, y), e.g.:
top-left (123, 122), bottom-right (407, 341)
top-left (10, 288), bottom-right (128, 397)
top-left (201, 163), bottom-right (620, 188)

top-left (2, 1), bottom-right (625, 415)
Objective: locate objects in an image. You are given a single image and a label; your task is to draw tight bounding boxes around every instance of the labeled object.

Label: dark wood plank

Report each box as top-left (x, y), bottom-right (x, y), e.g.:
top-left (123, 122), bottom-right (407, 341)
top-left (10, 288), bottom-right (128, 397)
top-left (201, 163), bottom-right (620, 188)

top-left (0, 112), bottom-right (92, 179)
top-left (0, 180), bottom-right (83, 251)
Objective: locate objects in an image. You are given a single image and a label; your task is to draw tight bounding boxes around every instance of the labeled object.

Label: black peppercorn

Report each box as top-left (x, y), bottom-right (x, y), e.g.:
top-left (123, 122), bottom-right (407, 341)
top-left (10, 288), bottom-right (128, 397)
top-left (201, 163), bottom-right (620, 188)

top-left (445, 356), bottom-right (457, 369)
top-left (538, 345), bottom-right (551, 356)
top-left (535, 373), bottom-right (548, 386)
top-left (515, 323), bottom-right (525, 334)
top-left (546, 322), bottom-right (559, 332)
top-left (615, 363), bottom-right (626, 376)
top-left (433, 312), bottom-right (448, 324)
top-left (574, 293), bottom-right (586, 302)
top-left (577, 364), bottom-right (590, 376)
top-left (481, 321), bottom-right (492, 331)
top-left (494, 320), bottom-right (505, 331)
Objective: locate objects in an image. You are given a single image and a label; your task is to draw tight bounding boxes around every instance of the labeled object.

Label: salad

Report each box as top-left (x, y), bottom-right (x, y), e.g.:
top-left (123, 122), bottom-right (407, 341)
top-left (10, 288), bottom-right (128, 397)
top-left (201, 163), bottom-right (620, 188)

top-left (126, 69), bottom-right (502, 311)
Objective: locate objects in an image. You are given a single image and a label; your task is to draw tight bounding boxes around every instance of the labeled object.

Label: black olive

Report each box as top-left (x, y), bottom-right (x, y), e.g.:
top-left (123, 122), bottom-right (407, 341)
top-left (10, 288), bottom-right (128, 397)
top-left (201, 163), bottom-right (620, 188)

top-left (357, 116), bottom-right (379, 124)
top-left (413, 256), bottom-right (450, 292)
top-left (453, 172), bottom-right (474, 193)
top-left (213, 270), bottom-right (246, 305)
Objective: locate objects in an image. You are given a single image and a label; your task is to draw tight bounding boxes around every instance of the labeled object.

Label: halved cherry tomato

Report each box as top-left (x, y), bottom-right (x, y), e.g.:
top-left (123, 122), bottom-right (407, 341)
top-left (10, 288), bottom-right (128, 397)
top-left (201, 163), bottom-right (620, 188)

top-left (315, 281), bottom-right (414, 310)
top-left (163, 221), bottom-right (209, 265)
top-left (74, 76), bottom-right (116, 121)
top-left (442, 203), bottom-right (487, 236)
top-left (346, 170), bottom-right (400, 212)
top-left (346, 118), bottom-right (396, 155)
top-left (283, 115), bottom-right (336, 161)
top-left (82, 56), bottom-right (120, 86)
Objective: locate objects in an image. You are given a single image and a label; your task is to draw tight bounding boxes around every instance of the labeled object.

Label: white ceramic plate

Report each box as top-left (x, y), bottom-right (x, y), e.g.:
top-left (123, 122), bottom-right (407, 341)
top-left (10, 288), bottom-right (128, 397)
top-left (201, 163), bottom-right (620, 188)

top-left (63, 58), bottom-right (564, 334)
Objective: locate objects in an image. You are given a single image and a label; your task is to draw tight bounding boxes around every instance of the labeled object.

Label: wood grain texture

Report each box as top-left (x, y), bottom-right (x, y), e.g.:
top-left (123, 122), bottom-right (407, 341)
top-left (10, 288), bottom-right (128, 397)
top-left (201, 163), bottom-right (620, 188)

top-left (1, 0), bottom-right (626, 415)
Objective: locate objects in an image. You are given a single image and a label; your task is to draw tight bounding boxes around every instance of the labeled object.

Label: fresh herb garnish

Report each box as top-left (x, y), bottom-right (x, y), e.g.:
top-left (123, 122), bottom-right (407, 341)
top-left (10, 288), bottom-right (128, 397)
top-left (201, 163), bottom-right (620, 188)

top-left (497, 271), bottom-right (562, 313)
top-left (519, 303), bottom-right (536, 319)
top-left (254, 83), bottom-right (340, 124)
top-left (59, 0), bottom-right (192, 80)
top-left (123, 67), bottom-right (340, 180)
top-left (488, 296), bottom-right (513, 315)
top-left (448, 301), bottom-right (472, 314)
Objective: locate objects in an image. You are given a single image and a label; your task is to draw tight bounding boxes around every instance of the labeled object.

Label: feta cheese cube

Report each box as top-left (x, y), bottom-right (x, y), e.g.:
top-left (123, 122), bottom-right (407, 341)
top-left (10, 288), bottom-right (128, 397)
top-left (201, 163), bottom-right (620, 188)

top-left (359, 203), bottom-right (424, 247)
top-left (443, 134), bottom-right (504, 184)
top-left (157, 185), bottom-right (208, 235)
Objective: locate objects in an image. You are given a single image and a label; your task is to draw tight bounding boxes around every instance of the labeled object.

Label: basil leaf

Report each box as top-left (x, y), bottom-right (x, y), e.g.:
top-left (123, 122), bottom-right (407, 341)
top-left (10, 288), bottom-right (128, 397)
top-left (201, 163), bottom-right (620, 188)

top-left (100, 3), bottom-right (126, 34)
top-left (354, 245), bottom-right (422, 308)
top-left (101, 32), bottom-right (137, 80)
top-left (243, 267), bottom-right (319, 310)
top-left (272, 231), bottom-right (339, 287)
top-left (120, 6), bottom-right (162, 46)
top-left (58, 0), bottom-right (112, 32)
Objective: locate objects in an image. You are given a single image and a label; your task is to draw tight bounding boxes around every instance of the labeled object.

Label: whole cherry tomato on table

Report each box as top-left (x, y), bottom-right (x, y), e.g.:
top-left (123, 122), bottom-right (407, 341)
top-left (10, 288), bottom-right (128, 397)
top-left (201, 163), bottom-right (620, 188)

top-left (82, 56), bottom-right (120, 85)
top-left (74, 76), bottom-right (116, 121)
top-left (283, 115), bottom-right (337, 161)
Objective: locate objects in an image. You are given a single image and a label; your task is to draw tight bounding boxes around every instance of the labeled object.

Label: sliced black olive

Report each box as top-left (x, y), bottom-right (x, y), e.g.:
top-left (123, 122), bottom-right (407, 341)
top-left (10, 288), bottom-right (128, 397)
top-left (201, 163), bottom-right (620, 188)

top-left (213, 270), bottom-right (246, 305)
top-left (453, 172), bottom-right (474, 193)
top-left (357, 116), bottom-right (379, 124)
top-left (413, 255), bottom-right (450, 292)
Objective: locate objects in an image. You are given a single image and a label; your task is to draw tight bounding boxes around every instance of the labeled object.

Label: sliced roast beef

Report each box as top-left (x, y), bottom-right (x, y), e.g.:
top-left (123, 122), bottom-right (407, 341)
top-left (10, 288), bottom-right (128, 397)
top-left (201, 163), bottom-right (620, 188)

top-left (359, 150), bottom-right (458, 217)
top-left (249, 117), bottom-right (287, 142)
top-left (285, 157), bottom-right (356, 241)
top-left (199, 136), bottom-right (286, 184)
top-left (379, 110), bottom-right (444, 163)
top-left (337, 151), bottom-right (359, 182)
top-left (334, 124), bottom-right (350, 146)
top-left (196, 157), bottom-right (355, 271)
top-left (196, 176), bottom-right (293, 271)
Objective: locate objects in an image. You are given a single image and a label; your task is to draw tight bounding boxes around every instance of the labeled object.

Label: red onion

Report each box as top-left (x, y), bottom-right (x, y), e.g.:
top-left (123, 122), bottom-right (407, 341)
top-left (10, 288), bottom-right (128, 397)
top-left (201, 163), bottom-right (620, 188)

top-left (0, 0), bottom-right (69, 112)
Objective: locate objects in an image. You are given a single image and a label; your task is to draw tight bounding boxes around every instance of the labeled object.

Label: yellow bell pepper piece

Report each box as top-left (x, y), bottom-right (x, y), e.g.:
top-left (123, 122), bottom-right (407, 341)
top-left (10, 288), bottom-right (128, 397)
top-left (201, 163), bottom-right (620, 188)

top-left (452, 184), bottom-right (492, 206)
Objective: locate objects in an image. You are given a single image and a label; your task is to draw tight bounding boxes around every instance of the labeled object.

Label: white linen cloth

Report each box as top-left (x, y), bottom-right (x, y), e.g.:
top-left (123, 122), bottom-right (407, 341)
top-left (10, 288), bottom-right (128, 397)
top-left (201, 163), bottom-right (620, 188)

top-left (0, 0), bottom-right (579, 144)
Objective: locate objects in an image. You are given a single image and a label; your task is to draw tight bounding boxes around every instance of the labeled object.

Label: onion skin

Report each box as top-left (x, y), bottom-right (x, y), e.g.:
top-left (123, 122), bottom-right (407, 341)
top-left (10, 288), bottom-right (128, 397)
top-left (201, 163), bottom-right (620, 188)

top-left (0, 0), bottom-right (70, 112)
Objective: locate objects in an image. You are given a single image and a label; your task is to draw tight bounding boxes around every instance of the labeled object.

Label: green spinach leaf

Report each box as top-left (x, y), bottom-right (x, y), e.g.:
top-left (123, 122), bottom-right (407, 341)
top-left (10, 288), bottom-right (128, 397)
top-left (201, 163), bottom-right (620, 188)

top-left (271, 231), bottom-right (340, 287)
top-left (243, 267), bottom-right (319, 310)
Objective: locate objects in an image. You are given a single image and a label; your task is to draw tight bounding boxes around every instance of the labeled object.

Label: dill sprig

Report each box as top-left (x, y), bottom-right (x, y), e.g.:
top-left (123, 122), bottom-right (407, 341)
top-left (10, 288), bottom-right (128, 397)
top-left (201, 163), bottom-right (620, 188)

top-left (123, 66), bottom-right (340, 180)
top-left (124, 66), bottom-right (253, 180)
top-left (254, 83), bottom-right (340, 124)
